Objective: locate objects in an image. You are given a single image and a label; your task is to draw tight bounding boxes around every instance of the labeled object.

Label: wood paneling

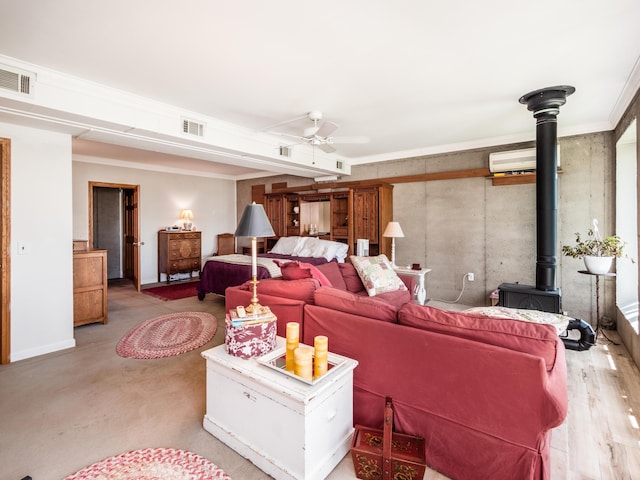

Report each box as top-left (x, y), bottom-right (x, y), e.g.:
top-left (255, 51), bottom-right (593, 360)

top-left (270, 168), bottom-right (492, 193)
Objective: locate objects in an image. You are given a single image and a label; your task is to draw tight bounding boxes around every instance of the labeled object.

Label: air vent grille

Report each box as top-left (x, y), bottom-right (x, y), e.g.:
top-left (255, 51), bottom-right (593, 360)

top-left (336, 161), bottom-right (343, 170)
top-left (182, 118), bottom-right (204, 137)
top-left (279, 146), bottom-right (291, 157)
top-left (0, 66), bottom-right (33, 95)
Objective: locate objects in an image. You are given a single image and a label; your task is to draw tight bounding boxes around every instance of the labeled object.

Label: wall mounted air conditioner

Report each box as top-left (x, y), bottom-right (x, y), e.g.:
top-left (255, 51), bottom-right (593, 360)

top-left (488, 146), bottom-right (561, 173)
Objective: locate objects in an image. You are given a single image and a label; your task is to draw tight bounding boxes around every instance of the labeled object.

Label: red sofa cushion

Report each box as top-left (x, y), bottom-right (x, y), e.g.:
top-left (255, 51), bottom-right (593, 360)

top-left (274, 260), bottom-right (332, 286)
top-left (369, 289), bottom-right (413, 309)
top-left (398, 303), bottom-right (560, 371)
top-left (251, 278), bottom-right (320, 304)
top-left (338, 262), bottom-right (365, 293)
top-left (314, 286), bottom-right (398, 323)
top-left (315, 261), bottom-right (348, 291)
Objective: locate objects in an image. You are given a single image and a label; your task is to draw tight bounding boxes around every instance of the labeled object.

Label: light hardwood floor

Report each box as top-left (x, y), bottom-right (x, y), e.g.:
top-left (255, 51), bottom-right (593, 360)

top-left (0, 283), bottom-right (639, 479)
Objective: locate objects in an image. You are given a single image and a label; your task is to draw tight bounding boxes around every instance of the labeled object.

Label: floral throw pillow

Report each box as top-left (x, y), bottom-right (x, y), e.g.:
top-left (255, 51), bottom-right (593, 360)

top-left (350, 254), bottom-right (407, 297)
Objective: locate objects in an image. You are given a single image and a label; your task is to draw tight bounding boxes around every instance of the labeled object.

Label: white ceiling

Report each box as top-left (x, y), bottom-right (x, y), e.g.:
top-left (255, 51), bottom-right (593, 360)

top-left (1, 0), bottom-right (639, 178)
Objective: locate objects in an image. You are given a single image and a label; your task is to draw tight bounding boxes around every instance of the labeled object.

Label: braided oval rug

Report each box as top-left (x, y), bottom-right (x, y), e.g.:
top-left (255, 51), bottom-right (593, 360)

top-left (116, 312), bottom-right (217, 359)
top-left (63, 448), bottom-right (231, 480)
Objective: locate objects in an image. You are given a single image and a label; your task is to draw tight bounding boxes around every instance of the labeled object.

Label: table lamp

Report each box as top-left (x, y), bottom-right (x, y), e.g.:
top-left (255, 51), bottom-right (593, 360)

top-left (180, 209), bottom-right (193, 231)
top-left (235, 202), bottom-right (276, 314)
top-left (383, 221), bottom-right (404, 267)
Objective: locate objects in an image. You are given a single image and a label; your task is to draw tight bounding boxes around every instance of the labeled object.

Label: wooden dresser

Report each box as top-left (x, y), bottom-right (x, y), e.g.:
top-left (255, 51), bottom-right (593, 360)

top-left (73, 249), bottom-right (108, 327)
top-left (157, 231), bottom-right (202, 283)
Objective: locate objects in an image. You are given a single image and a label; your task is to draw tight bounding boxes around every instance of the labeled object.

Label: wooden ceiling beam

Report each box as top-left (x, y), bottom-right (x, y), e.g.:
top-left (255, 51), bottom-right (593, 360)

top-left (270, 167), bottom-right (491, 194)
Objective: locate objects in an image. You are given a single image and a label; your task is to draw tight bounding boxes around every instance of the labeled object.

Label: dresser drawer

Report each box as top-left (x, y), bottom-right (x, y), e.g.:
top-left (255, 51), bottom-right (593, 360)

top-left (168, 239), bottom-right (200, 259)
top-left (169, 258), bottom-right (200, 271)
top-left (332, 226), bottom-right (348, 237)
top-left (175, 232), bottom-right (200, 240)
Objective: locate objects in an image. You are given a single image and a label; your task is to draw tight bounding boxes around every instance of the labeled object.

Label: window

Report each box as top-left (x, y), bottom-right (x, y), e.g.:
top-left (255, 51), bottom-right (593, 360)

top-left (616, 119), bottom-right (638, 333)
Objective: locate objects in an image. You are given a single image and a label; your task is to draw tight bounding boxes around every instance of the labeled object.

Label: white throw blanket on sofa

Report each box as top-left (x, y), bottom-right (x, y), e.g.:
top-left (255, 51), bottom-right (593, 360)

top-left (464, 306), bottom-right (571, 335)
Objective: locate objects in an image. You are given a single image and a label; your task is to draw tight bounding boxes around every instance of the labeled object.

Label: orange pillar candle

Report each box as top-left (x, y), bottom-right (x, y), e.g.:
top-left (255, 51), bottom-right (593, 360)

top-left (285, 322), bottom-right (299, 372)
top-left (294, 347), bottom-right (313, 381)
top-left (314, 335), bottom-right (329, 378)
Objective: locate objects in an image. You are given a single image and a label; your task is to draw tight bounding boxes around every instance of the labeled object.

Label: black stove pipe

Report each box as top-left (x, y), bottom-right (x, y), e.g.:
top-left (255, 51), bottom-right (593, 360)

top-left (519, 86), bottom-right (575, 292)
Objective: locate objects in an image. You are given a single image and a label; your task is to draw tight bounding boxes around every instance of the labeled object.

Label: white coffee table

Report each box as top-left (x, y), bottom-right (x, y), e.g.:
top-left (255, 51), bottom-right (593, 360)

top-left (394, 266), bottom-right (432, 305)
top-left (202, 337), bottom-right (358, 480)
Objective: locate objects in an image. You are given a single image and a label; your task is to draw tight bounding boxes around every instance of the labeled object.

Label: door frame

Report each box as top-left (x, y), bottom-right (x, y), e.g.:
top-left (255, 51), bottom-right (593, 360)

top-left (88, 181), bottom-right (141, 291)
top-left (1, 138), bottom-right (11, 364)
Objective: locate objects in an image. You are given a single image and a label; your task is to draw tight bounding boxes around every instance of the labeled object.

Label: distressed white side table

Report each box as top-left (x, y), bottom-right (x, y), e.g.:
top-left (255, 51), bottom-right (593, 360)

top-left (394, 266), bottom-right (432, 305)
top-left (202, 337), bottom-right (358, 480)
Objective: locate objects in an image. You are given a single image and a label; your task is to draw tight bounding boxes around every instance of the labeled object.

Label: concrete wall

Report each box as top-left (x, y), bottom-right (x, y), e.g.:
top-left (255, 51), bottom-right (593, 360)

top-left (237, 132), bottom-right (614, 325)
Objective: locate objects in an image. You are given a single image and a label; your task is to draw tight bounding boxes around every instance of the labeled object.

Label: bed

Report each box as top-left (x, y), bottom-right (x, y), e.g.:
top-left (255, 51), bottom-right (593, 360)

top-left (197, 236), bottom-right (349, 299)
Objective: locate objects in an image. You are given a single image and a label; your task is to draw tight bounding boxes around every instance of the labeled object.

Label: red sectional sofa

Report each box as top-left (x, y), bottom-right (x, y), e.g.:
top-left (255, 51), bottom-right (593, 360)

top-left (224, 260), bottom-right (567, 480)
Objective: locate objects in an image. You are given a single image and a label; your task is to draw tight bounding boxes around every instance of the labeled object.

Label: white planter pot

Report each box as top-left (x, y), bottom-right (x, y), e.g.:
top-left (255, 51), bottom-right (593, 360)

top-left (583, 255), bottom-right (614, 274)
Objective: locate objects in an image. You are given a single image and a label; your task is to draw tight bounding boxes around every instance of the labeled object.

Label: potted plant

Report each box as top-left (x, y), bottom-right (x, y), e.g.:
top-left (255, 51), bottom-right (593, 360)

top-left (562, 224), bottom-right (625, 274)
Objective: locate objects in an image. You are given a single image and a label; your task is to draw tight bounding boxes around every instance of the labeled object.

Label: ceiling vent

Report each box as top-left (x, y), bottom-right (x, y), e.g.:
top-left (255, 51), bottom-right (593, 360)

top-left (336, 160), bottom-right (343, 170)
top-left (0, 65), bottom-right (34, 96)
top-left (181, 118), bottom-right (205, 137)
top-left (278, 145), bottom-right (291, 157)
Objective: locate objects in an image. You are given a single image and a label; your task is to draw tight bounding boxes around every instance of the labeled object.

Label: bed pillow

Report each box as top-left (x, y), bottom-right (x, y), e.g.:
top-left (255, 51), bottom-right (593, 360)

top-left (316, 240), bottom-right (339, 262)
top-left (293, 237), bottom-right (349, 262)
top-left (350, 254), bottom-right (408, 297)
top-left (333, 242), bottom-right (349, 263)
top-left (270, 236), bottom-right (302, 255)
top-left (293, 237), bottom-right (320, 257)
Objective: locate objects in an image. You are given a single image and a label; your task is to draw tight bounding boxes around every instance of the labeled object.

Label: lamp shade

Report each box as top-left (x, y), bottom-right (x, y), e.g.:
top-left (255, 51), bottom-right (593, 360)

top-left (235, 203), bottom-right (276, 238)
top-left (180, 209), bottom-right (193, 221)
top-left (383, 221), bottom-right (404, 238)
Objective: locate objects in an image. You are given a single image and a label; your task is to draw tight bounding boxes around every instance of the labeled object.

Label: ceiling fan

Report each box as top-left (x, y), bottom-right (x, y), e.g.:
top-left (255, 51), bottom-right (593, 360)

top-left (264, 111), bottom-right (370, 153)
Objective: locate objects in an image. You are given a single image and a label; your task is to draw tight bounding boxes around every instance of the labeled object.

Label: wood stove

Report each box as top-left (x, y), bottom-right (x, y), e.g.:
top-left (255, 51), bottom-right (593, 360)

top-left (498, 86), bottom-right (575, 314)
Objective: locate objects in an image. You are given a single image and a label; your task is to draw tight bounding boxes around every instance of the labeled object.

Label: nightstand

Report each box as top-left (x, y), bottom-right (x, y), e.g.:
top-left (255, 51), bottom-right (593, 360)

top-left (394, 266), bottom-right (432, 305)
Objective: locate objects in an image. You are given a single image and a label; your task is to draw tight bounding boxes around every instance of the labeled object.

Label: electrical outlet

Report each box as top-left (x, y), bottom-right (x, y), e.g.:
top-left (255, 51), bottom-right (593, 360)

top-left (467, 272), bottom-right (475, 282)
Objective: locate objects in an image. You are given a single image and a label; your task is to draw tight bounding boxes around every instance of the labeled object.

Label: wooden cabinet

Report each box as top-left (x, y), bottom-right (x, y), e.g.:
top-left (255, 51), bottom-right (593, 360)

top-left (330, 192), bottom-right (349, 241)
top-left (352, 185), bottom-right (393, 257)
top-left (285, 195), bottom-right (301, 237)
top-left (73, 249), bottom-right (107, 327)
top-left (263, 185), bottom-right (393, 257)
top-left (264, 194), bottom-right (285, 237)
top-left (157, 231), bottom-right (201, 284)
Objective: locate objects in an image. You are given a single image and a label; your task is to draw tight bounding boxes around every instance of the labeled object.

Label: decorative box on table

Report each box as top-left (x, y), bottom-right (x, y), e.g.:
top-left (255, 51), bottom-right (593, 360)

top-left (351, 397), bottom-right (426, 480)
top-left (224, 307), bottom-right (277, 359)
